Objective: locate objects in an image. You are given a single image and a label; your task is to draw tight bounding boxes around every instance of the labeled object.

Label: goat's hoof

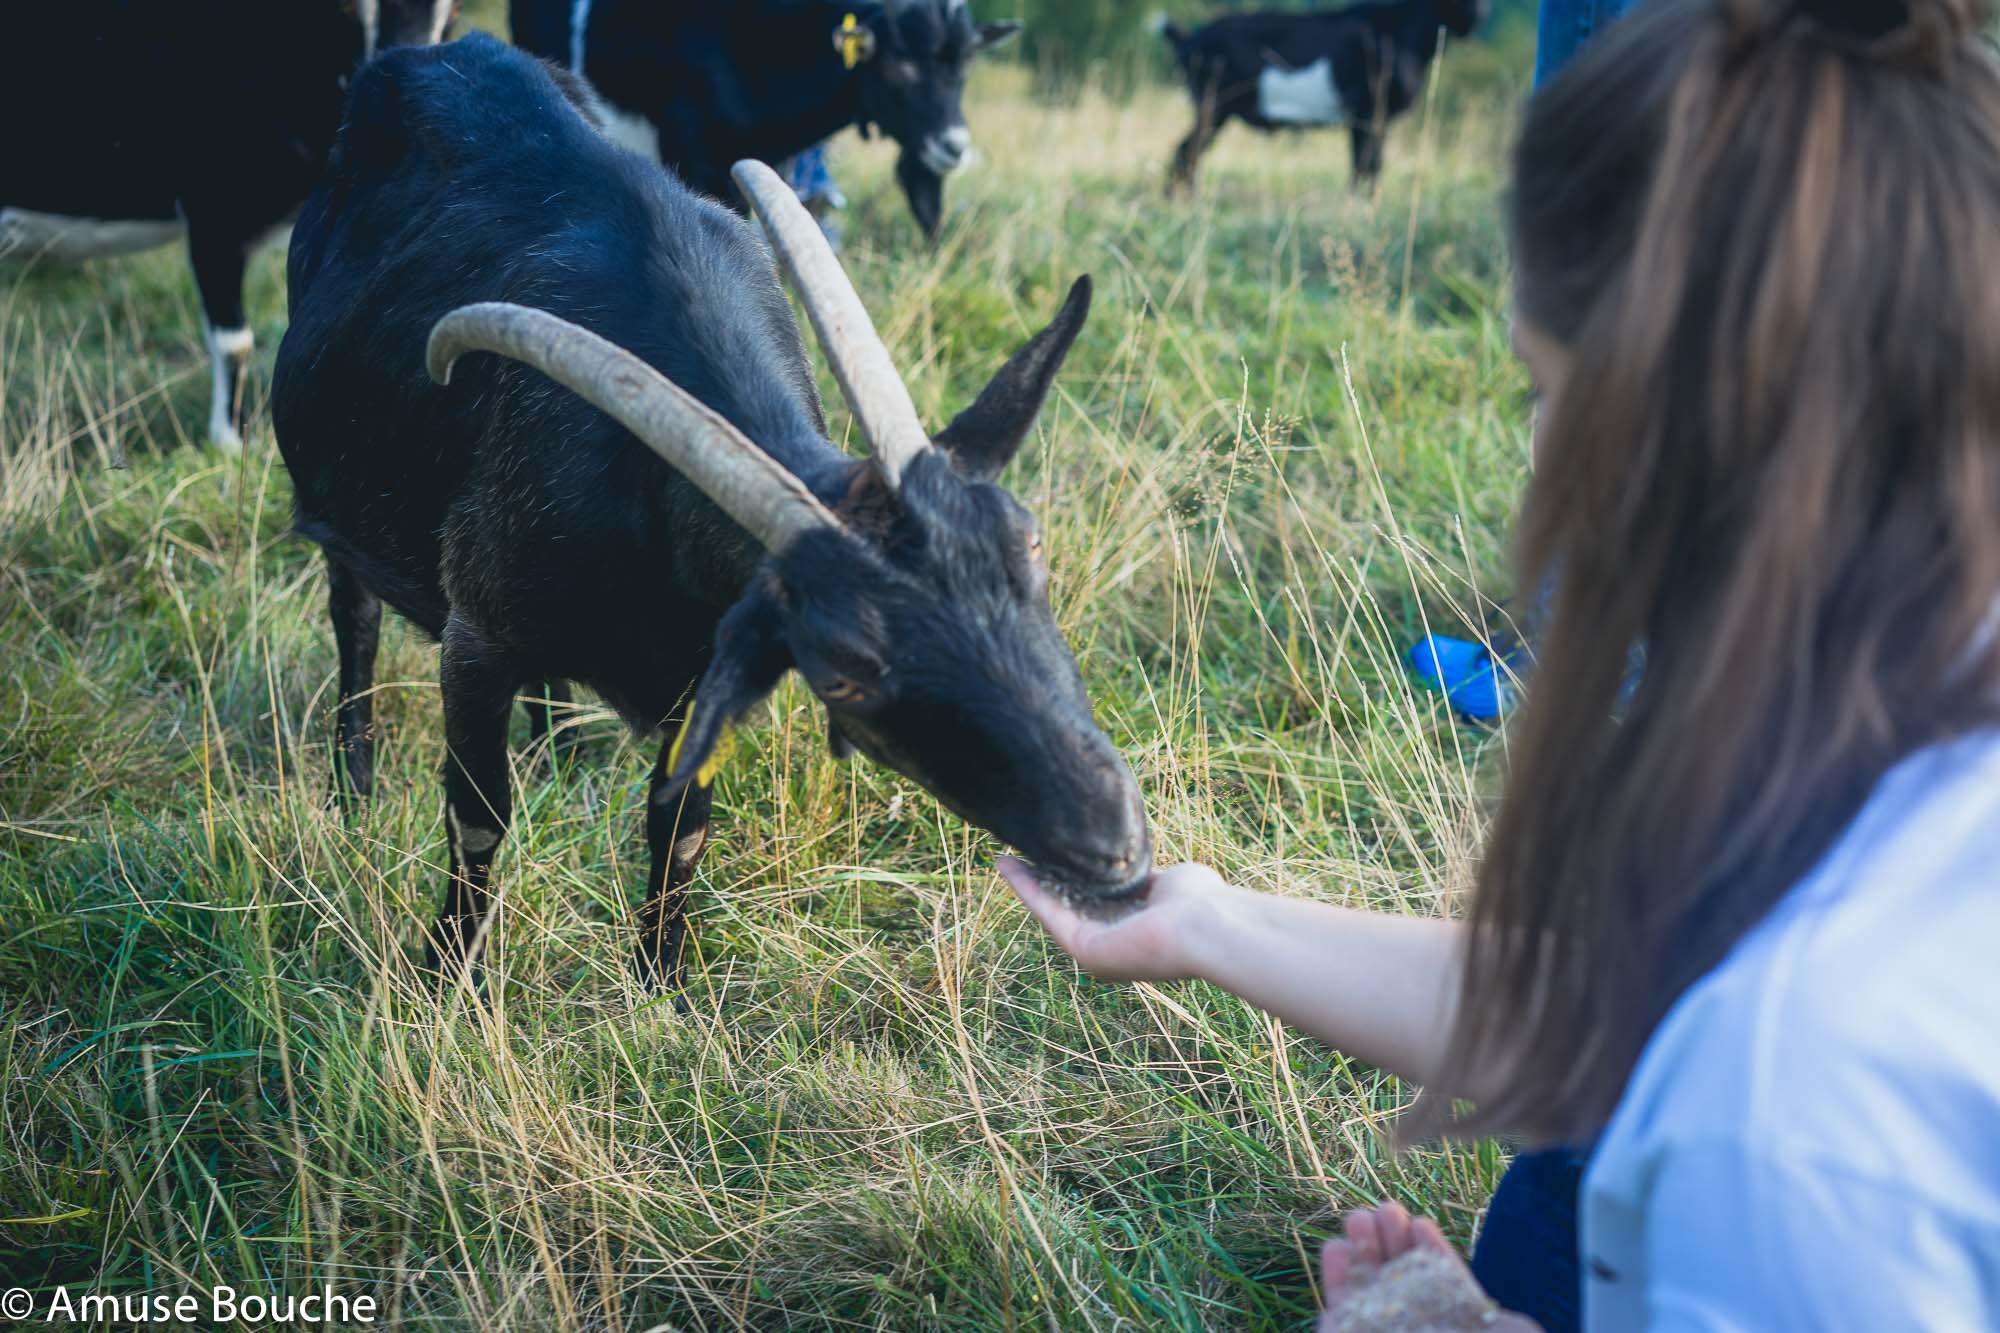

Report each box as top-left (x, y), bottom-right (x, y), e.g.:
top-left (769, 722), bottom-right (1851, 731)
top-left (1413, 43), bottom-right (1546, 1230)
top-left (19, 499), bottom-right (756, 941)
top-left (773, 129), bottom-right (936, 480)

top-left (630, 948), bottom-right (690, 1011)
top-left (325, 770), bottom-right (375, 815)
top-left (421, 943), bottom-right (487, 1002)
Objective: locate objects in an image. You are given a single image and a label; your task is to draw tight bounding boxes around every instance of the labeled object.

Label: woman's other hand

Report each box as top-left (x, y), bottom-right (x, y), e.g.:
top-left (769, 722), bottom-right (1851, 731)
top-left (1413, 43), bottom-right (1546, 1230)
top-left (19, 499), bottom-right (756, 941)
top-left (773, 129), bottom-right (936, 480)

top-left (1318, 1201), bottom-right (1541, 1332)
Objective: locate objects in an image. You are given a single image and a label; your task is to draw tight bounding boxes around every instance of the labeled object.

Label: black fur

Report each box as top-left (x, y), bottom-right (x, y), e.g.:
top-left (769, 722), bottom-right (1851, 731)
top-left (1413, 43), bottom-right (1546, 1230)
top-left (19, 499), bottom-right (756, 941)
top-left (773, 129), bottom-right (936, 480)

top-left (509, 0), bottom-right (1019, 240)
top-left (273, 36), bottom-right (1149, 992)
top-left (1159, 0), bottom-right (1486, 193)
top-left (0, 0), bottom-right (453, 447)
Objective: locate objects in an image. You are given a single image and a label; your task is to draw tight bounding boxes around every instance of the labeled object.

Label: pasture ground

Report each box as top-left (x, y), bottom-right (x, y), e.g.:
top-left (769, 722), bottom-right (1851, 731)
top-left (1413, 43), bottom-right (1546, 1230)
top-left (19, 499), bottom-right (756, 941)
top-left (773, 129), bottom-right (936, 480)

top-left (1, 22), bottom-right (1537, 1330)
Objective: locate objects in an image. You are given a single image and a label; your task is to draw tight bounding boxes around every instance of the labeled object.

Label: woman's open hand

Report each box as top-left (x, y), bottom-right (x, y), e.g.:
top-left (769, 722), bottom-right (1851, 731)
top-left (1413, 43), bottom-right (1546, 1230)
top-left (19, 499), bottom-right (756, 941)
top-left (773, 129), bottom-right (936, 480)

top-left (1001, 855), bottom-right (1466, 1093)
top-left (996, 857), bottom-right (1235, 983)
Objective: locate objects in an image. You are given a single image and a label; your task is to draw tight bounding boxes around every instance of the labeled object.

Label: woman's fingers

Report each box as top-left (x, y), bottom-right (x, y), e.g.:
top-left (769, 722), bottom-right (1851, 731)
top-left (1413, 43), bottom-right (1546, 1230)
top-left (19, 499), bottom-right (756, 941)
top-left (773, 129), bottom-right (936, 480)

top-left (1337, 1201), bottom-right (1429, 1271)
top-left (1319, 1236), bottom-right (1356, 1293)
top-left (996, 856), bottom-right (1112, 960)
top-left (999, 856), bottom-right (1229, 983)
top-left (1317, 1234), bottom-right (1358, 1330)
top-left (1374, 1199), bottom-right (1413, 1257)
top-left (997, 855), bottom-right (1079, 949)
top-left (1344, 1207), bottom-right (1384, 1266)
top-left (1413, 1215), bottom-right (1454, 1256)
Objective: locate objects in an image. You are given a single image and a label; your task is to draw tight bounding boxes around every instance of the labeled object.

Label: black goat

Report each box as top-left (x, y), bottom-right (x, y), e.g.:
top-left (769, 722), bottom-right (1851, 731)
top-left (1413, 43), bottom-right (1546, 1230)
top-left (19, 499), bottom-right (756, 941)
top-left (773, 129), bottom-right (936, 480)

top-left (509, 0), bottom-right (1021, 240)
top-left (272, 35), bottom-right (1151, 989)
top-left (0, 0), bottom-right (455, 450)
top-left (1157, 0), bottom-right (1486, 194)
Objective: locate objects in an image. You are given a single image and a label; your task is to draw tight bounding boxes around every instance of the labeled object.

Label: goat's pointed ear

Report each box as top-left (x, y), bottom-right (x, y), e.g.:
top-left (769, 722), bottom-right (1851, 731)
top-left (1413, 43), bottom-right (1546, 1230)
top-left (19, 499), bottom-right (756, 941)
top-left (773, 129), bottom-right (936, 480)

top-left (975, 20), bottom-right (1022, 53)
top-left (933, 275), bottom-right (1091, 482)
top-left (661, 586), bottom-right (791, 795)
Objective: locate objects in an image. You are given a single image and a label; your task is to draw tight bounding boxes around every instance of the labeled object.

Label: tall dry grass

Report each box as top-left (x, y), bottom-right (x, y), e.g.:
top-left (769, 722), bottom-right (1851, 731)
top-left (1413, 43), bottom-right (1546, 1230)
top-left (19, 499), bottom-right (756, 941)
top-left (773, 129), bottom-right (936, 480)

top-left (1, 46), bottom-right (1533, 1331)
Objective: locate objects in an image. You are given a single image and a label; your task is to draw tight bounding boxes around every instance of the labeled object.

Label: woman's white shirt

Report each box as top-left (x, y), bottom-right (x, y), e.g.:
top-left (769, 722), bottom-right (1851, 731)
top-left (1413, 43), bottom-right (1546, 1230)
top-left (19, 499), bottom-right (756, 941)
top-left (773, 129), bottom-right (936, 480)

top-left (1583, 728), bottom-right (2000, 1331)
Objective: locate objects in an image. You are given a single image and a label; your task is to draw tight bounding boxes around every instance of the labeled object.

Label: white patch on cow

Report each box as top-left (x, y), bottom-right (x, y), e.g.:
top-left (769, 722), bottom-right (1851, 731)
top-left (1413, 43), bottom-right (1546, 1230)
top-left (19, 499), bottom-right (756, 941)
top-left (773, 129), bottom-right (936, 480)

top-left (1257, 58), bottom-right (1347, 126)
top-left (362, 0), bottom-right (451, 59)
top-left (211, 325), bottom-right (253, 358)
top-left (569, 0), bottom-right (594, 72)
top-left (0, 209), bottom-right (184, 263)
top-left (205, 323), bottom-right (250, 454)
top-left (601, 105), bottom-right (662, 161)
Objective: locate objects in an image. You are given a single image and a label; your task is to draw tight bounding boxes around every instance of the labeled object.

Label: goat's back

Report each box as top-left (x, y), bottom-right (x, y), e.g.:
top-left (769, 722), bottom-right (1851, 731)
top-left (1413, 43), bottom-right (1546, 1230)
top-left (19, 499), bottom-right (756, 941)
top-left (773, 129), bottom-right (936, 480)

top-left (273, 33), bottom-right (825, 639)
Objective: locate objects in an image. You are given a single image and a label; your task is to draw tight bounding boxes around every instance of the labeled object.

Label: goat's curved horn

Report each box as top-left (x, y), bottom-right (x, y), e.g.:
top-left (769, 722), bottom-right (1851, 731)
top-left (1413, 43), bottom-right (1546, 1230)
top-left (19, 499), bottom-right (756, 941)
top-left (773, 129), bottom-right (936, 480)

top-left (427, 303), bottom-right (841, 551)
top-left (731, 158), bottom-right (933, 487)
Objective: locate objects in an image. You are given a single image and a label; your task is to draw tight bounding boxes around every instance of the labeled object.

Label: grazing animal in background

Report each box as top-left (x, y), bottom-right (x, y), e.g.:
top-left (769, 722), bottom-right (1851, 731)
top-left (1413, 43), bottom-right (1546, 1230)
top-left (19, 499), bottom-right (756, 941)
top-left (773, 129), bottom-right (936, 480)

top-left (273, 35), bottom-right (1152, 990)
top-left (1156, 0), bottom-right (1487, 194)
top-left (0, 0), bottom-right (457, 451)
top-left (508, 0), bottom-right (1021, 241)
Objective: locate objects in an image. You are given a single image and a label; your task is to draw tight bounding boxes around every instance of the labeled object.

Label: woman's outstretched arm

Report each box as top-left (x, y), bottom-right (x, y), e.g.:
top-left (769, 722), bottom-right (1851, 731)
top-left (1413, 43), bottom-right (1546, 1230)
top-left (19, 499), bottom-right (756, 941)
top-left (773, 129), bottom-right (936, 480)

top-left (998, 858), bottom-right (1471, 1093)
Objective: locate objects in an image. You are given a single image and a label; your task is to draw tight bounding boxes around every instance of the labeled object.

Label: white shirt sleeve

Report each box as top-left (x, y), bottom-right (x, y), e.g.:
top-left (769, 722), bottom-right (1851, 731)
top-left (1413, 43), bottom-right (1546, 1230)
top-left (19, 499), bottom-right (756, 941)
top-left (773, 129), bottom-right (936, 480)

top-left (1636, 1140), bottom-right (1996, 1332)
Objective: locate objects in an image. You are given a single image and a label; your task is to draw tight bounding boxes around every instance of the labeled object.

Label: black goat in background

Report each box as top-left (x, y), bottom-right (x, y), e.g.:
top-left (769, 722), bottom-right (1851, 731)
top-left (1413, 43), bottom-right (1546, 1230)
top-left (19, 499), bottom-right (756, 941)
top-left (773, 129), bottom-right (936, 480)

top-left (510, 0), bottom-right (1020, 240)
top-left (1158, 0), bottom-right (1487, 193)
top-left (273, 36), bottom-right (1151, 991)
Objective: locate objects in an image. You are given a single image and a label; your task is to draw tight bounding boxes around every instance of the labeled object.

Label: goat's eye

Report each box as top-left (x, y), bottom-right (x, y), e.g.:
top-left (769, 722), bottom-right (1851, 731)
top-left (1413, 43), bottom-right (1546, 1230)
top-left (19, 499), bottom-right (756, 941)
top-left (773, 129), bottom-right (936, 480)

top-left (818, 677), bottom-right (869, 705)
top-left (1026, 532), bottom-right (1045, 563)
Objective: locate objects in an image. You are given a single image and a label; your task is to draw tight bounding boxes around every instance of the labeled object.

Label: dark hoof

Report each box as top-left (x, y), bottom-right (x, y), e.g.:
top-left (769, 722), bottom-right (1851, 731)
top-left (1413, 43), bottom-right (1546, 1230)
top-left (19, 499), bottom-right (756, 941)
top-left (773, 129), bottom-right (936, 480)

top-left (630, 946), bottom-right (690, 1010)
top-left (422, 938), bottom-right (487, 1000)
top-left (326, 765), bottom-right (374, 814)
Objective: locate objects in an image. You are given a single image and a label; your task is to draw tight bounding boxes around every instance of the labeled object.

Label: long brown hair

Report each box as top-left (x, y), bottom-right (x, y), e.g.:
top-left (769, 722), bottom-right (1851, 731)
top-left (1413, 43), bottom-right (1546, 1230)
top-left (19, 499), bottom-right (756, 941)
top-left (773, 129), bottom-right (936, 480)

top-left (1429, 0), bottom-right (2000, 1144)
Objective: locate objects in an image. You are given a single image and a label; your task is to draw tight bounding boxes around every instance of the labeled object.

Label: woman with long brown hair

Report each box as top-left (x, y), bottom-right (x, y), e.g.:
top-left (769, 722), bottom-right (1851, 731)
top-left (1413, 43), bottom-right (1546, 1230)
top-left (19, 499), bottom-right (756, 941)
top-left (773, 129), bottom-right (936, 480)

top-left (1004, 0), bottom-right (2000, 1323)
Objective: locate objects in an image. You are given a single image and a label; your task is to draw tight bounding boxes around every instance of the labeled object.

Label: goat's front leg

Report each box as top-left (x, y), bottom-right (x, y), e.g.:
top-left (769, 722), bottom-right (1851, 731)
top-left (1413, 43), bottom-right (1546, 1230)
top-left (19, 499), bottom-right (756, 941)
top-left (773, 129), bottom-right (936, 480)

top-left (633, 730), bottom-right (715, 994)
top-left (427, 615), bottom-right (519, 988)
top-left (327, 555), bottom-right (382, 806)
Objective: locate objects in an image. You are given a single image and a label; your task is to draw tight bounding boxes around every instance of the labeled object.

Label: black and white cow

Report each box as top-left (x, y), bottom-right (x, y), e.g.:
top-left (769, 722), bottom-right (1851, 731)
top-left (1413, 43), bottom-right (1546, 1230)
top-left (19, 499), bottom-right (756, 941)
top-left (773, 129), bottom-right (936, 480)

top-left (509, 0), bottom-right (1020, 240)
top-left (0, 0), bottom-right (455, 451)
top-left (1157, 0), bottom-right (1487, 194)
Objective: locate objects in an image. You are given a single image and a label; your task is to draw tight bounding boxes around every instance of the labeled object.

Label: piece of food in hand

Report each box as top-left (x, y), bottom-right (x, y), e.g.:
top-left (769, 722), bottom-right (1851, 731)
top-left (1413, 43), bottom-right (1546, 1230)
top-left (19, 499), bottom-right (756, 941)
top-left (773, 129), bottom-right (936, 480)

top-left (1048, 870), bottom-right (1154, 921)
top-left (1326, 1247), bottom-right (1500, 1332)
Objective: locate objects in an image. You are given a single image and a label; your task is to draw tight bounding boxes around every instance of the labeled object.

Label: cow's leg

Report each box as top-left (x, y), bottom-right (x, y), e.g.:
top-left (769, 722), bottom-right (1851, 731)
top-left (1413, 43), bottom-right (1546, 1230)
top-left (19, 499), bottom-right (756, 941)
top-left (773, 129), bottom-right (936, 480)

top-left (1168, 102), bottom-right (1223, 197)
top-left (633, 729), bottom-right (715, 994)
top-left (185, 217), bottom-right (252, 452)
top-left (427, 615), bottom-right (519, 987)
top-left (1350, 123), bottom-right (1386, 187)
top-left (523, 678), bottom-right (582, 768)
top-left (328, 555), bottom-right (383, 806)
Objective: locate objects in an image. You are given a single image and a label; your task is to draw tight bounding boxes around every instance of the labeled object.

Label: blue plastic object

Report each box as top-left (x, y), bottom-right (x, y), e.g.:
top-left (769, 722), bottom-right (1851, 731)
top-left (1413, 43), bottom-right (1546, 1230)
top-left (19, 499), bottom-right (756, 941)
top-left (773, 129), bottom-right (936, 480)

top-left (1408, 633), bottom-right (1520, 721)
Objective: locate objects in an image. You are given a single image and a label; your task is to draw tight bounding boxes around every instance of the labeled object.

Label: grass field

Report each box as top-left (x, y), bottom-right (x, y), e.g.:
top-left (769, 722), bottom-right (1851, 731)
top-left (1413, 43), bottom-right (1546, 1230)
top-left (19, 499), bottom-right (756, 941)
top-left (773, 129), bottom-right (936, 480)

top-left (1, 20), bottom-right (1538, 1330)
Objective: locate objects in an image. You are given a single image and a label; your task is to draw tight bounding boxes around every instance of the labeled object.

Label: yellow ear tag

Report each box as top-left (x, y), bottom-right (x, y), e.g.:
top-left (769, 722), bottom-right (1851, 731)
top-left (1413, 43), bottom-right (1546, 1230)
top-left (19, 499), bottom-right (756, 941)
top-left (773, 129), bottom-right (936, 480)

top-left (667, 703), bottom-right (733, 789)
top-left (839, 13), bottom-right (865, 69)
